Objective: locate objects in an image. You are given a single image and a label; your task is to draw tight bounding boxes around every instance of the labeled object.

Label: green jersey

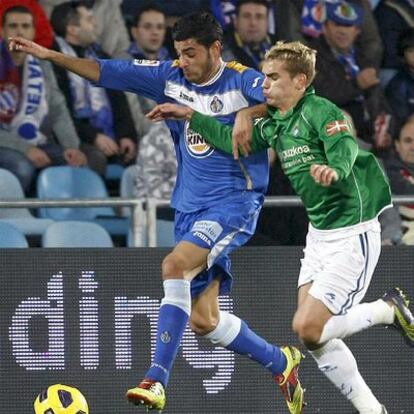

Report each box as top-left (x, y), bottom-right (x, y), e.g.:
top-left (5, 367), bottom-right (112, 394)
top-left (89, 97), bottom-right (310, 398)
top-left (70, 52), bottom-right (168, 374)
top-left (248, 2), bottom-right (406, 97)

top-left (189, 87), bottom-right (392, 230)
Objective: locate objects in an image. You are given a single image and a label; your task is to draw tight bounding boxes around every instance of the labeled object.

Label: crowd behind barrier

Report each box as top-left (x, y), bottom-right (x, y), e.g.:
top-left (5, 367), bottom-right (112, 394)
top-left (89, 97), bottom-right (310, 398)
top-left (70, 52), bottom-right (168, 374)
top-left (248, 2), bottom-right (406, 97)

top-left (1, 1), bottom-right (414, 247)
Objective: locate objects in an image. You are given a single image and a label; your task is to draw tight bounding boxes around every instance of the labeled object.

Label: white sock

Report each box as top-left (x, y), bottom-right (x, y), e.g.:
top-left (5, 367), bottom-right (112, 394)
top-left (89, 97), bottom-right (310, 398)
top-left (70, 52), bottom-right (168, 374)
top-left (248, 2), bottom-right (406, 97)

top-left (203, 311), bottom-right (241, 347)
top-left (309, 339), bottom-right (382, 414)
top-left (160, 279), bottom-right (191, 315)
top-left (319, 300), bottom-right (394, 343)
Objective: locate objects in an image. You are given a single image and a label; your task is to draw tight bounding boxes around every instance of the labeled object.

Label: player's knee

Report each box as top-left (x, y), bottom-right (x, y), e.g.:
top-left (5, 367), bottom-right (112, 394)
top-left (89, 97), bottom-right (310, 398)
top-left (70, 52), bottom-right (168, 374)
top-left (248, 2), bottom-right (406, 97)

top-left (189, 311), bottom-right (219, 336)
top-left (161, 254), bottom-right (185, 280)
top-left (292, 315), bottom-right (322, 346)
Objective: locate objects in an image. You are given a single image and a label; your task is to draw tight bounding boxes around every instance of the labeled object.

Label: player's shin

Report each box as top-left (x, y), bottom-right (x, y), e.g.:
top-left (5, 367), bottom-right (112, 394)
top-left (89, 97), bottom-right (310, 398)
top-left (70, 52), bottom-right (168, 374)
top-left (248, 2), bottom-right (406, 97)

top-left (203, 311), bottom-right (287, 375)
top-left (145, 279), bottom-right (191, 386)
top-left (318, 300), bottom-right (394, 343)
top-left (309, 339), bottom-right (383, 414)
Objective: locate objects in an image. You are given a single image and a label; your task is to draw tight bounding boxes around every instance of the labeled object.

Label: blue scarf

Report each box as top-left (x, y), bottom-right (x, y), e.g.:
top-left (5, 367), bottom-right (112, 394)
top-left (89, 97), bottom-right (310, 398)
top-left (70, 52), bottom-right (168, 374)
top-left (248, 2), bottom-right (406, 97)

top-left (56, 37), bottom-right (115, 138)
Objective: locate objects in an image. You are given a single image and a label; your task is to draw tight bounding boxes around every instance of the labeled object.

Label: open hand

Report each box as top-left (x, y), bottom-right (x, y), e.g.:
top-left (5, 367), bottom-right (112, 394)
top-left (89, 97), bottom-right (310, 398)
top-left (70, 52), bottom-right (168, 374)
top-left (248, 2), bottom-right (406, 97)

top-left (8, 36), bottom-right (50, 59)
top-left (146, 103), bottom-right (193, 122)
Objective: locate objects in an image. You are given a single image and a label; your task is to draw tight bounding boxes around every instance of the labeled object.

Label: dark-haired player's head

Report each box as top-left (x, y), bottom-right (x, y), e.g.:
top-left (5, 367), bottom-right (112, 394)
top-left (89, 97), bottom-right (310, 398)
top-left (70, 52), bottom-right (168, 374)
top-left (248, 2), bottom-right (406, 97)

top-left (172, 12), bottom-right (223, 84)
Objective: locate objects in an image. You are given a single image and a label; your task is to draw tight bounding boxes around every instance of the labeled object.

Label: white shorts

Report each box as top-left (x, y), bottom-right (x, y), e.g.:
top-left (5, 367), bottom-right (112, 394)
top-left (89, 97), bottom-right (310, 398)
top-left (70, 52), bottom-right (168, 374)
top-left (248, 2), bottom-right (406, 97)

top-left (298, 220), bottom-right (381, 315)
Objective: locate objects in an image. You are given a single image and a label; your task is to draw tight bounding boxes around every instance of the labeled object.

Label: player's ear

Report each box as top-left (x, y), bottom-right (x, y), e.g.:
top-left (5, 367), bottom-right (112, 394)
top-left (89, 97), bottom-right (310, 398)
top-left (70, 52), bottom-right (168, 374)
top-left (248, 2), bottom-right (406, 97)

top-left (211, 40), bottom-right (222, 58)
top-left (295, 73), bottom-right (307, 90)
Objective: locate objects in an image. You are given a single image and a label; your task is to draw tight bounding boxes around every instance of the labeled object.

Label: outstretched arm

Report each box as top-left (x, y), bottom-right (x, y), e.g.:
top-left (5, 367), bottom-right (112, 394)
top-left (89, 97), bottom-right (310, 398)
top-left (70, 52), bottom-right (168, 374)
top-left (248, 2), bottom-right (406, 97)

top-left (147, 103), bottom-right (269, 155)
top-left (8, 36), bottom-right (100, 82)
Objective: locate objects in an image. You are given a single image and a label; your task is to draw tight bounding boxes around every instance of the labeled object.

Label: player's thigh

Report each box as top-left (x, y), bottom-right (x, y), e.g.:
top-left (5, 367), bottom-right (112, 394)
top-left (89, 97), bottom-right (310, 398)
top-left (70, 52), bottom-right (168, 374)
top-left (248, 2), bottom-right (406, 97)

top-left (162, 240), bottom-right (210, 280)
top-left (298, 230), bottom-right (380, 316)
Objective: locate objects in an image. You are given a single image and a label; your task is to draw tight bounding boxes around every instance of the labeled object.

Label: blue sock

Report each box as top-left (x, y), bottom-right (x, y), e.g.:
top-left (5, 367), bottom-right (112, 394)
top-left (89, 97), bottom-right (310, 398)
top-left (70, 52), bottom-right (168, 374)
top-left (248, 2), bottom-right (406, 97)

top-left (226, 320), bottom-right (287, 376)
top-left (145, 304), bottom-right (189, 386)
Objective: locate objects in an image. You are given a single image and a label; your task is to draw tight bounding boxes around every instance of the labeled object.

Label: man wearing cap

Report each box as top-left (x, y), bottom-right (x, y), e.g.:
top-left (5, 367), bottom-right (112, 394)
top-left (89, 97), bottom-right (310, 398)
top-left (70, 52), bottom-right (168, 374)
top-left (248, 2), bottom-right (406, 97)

top-left (309, 0), bottom-right (393, 150)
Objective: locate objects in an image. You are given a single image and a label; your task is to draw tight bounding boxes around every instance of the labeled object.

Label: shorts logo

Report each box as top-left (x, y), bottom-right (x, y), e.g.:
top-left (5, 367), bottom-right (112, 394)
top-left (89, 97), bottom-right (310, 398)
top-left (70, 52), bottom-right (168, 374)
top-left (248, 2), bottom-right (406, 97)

top-left (193, 231), bottom-right (212, 246)
top-left (184, 122), bottom-right (214, 158)
top-left (210, 96), bottom-right (224, 113)
top-left (192, 220), bottom-right (223, 243)
top-left (133, 59), bottom-right (160, 66)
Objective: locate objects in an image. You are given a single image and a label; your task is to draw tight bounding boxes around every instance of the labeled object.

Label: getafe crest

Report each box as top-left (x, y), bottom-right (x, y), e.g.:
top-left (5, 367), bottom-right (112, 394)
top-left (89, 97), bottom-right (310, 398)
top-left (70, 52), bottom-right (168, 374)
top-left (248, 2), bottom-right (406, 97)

top-left (210, 96), bottom-right (224, 113)
top-left (184, 121), bottom-right (214, 158)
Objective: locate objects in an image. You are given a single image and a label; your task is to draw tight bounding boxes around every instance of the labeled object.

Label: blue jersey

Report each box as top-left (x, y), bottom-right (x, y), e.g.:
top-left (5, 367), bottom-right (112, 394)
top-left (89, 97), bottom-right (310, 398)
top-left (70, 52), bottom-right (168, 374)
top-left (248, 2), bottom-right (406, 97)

top-left (97, 58), bottom-right (269, 212)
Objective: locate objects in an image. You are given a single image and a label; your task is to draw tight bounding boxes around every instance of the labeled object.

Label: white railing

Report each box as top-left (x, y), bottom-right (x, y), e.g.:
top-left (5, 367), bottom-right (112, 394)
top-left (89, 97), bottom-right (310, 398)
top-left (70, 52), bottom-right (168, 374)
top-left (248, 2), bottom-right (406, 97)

top-left (144, 195), bottom-right (414, 247)
top-left (0, 198), bottom-right (144, 247)
top-left (1, 195), bottom-right (413, 247)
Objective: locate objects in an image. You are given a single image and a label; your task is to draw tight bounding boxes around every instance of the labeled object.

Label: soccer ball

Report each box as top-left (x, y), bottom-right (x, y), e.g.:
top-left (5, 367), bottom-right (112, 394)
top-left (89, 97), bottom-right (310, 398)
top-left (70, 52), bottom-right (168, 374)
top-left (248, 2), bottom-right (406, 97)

top-left (33, 384), bottom-right (89, 414)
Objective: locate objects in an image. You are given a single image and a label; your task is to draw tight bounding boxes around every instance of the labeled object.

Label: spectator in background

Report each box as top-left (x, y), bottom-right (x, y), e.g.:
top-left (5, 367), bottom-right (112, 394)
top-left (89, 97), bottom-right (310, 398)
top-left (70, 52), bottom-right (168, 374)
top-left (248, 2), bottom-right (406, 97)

top-left (122, 3), bottom-right (176, 216)
top-left (0, 0), bottom-right (53, 48)
top-left (384, 117), bottom-right (414, 245)
top-left (375, 0), bottom-right (414, 70)
top-left (39, 0), bottom-right (130, 58)
top-left (310, 1), bottom-right (393, 151)
top-left (299, 0), bottom-right (383, 68)
top-left (50, 1), bottom-right (137, 176)
top-left (212, 0), bottom-right (304, 42)
top-left (127, 3), bottom-right (170, 115)
top-left (386, 29), bottom-right (414, 129)
top-left (0, 6), bottom-right (87, 192)
top-left (222, 0), bottom-right (275, 69)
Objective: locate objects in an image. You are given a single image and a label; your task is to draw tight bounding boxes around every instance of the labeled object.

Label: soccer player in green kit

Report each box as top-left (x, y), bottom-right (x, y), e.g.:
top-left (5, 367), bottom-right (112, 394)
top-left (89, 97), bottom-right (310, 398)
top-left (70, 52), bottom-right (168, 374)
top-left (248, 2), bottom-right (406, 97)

top-left (147, 41), bottom-right (414, 414)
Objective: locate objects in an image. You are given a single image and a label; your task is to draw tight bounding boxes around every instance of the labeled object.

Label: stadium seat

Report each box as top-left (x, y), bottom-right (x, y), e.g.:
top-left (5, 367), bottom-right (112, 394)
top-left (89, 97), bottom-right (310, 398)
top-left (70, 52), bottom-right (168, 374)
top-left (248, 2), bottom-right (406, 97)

top-left (0, 222), bottom-right (29, 248)
top-left (37, 166), bottom-right (129, 235)
top-left (105, 163), bottom-right (125, 180)
top-left (42, 221), bottom-right (114, 247)
top-left (0, 168), bottom-right (53, 235)
top-left (156, 219), bottom-right (175, 247)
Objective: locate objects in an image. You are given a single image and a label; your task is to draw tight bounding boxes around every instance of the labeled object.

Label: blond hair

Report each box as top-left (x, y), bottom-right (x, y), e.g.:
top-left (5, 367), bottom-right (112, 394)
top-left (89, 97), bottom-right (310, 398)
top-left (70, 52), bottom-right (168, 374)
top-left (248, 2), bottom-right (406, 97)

top-left (265, 41), bottom-right (317, 86)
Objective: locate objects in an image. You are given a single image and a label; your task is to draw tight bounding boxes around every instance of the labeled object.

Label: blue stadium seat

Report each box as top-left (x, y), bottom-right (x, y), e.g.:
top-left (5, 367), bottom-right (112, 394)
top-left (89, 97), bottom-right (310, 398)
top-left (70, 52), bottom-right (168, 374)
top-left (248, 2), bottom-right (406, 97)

top-left (105, 163), bottom-right (125, 180)
top-left (0, 168), bottom-right (53, 235)
top-left (0, 222), bottom-right (28, 248)
top-left (37, 166), bottom-right (129, 235)
top-left (156, 219), bottom-right (175, 247)
top-left (42, 221), bottom-right (113, 247)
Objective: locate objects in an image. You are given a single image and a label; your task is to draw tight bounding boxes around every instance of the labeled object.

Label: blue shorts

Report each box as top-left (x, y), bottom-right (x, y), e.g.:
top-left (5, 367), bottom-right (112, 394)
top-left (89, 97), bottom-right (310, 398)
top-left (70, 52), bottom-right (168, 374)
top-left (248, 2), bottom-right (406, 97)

top-left (175, 193), bottom-right (263, 298)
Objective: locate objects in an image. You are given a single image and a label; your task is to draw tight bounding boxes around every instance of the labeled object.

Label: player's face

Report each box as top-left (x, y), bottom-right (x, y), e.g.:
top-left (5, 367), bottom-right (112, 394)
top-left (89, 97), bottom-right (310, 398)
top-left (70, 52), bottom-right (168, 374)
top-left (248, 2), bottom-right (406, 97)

top-left (132, 11), bottom-right (166, 55)
top-left (396, 123), bottom-right (414, 164)
top-left (175, 39), bottom-right (221, 84)
top-left (73, 6), bottom-right (97, 47)
top-left (235, 3), bottom-right (268, 44)
top-left (322, 20), bottom-right (360, 53)
top-left (262, 59), bottom-right (304, 112)
top-left (2, 12), bottom-right (35, 43)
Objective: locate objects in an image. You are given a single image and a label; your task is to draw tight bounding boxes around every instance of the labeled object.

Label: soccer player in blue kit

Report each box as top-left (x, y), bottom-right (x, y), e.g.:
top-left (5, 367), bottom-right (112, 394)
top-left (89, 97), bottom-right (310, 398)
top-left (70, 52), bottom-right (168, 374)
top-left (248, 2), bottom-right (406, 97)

top-left (9, 12), bottom-right (305, 413)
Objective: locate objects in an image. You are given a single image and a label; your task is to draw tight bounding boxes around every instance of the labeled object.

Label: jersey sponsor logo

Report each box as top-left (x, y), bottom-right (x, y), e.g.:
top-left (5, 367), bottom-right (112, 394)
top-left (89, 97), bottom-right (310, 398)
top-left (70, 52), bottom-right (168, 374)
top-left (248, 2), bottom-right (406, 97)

top-left (280, 145), bottom-right (310, 160)
top-left (179, 91), bottom-right (194, 103)
top-left (184, 122), bottom-right (214, 158)
top-left (133, 59), bottom-right (160, 66)
top-left (192, 220), bottom-right (223, 242)
top-left (325, 120), bottom-right (349, 136)
top-left (210, 96), bottom-right (224, 113)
